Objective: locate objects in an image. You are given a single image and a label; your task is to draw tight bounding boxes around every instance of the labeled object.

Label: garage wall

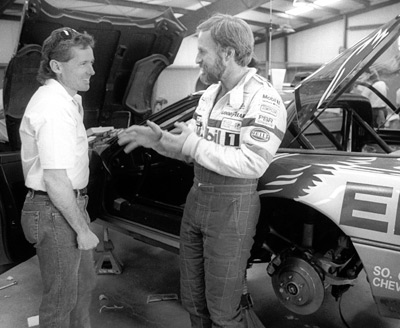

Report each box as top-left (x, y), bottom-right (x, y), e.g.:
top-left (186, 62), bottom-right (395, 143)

top-left (287, 19), bottom-right (344, 66)
top-left (0, 20), bottom-right (20, 65)
top-left (1, 3), bottom-right (399, 109)
top-left (153, 65), bottom-right (199, 109)
top-left (157, 3), bottom-right (400, 106)
top-left (347, 5), bottom-right (400, 46)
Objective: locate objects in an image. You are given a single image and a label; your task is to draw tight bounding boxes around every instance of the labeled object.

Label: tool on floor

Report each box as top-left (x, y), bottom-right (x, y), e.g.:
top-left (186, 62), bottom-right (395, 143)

top-left (95, 226), bottom-right (123, 275)
top-left (147, 293), bottom-right (178, 303)
top-left (98, 294), bottom-right (124, 313)
top-left (0, 280), bottom-right (18, 290)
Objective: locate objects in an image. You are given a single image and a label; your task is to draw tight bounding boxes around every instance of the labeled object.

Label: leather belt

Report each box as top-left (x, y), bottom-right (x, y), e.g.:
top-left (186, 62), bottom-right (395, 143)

top-left (30, 188), bottom-right (87, 197)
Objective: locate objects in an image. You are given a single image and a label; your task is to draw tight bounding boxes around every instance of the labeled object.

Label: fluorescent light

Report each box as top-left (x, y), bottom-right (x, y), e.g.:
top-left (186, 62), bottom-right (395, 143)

top-left (286, 6), bottom-right (314, 15)
top-left (293, 0), bottom-right (311, 6)
top-left (314, 0), bottom-right (340, 6)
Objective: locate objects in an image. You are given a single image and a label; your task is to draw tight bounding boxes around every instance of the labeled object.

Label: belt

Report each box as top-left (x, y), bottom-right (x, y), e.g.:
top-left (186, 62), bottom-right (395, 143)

top-left (30, 188), bottom-right (87, 197)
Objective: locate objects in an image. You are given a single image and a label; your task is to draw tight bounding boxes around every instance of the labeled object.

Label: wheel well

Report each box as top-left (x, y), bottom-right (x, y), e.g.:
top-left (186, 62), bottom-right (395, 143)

top-left (255, 197), bottom-right (347, 256)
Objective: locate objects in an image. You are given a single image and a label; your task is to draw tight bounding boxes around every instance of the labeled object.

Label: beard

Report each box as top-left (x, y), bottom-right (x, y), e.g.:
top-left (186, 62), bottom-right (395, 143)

top-left (199, 54), bottom-right (226, 85)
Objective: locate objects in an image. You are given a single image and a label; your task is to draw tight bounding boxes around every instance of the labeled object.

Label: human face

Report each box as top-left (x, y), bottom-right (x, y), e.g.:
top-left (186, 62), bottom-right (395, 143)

top-left (56, 46), bottom-right (95, 96)
top-left (196, 31), bottom-right (227, 85)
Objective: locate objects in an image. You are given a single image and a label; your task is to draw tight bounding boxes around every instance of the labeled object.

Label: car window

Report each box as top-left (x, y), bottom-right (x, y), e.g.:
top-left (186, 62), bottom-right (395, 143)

top-left (302, 107), bottom-right (344, 150)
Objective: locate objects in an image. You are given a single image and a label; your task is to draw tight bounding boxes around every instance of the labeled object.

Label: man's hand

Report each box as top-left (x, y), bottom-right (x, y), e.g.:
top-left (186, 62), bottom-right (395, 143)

top-left (162, 121), bottom-right (193, 153)
top-left (118, 120), bottom-right (163, 153)
top-left (77, 229), bottom-right (99, 250)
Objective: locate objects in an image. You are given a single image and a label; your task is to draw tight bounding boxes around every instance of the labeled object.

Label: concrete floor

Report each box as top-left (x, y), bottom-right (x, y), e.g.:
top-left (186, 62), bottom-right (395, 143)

top-left (1, 220), bottom-right (400, 328)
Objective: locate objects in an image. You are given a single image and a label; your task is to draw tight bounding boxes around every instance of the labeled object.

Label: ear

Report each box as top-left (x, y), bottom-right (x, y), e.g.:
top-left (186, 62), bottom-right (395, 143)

top-left (224, 47), bottom-right (235, 61)
top-left (49, 59), bottom-right (62, 74)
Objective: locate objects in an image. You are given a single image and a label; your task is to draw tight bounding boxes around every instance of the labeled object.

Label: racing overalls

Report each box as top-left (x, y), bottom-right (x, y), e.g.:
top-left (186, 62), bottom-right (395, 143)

top-left (179, 68), bottom-right (287, 327)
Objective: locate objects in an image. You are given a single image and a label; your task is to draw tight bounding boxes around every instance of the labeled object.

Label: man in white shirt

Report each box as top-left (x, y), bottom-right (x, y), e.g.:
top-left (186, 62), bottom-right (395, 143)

top-left (357, 69), bottom-right (392, 127)
top-left (19, 27), bottom-right (98, 328)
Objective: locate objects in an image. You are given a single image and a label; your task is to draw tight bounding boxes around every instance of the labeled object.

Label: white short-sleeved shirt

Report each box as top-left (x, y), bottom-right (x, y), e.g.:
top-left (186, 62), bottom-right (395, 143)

top-left (358, 80), bottom-right (388, 109)
top-left (19, 79), bottom-right (89, 191)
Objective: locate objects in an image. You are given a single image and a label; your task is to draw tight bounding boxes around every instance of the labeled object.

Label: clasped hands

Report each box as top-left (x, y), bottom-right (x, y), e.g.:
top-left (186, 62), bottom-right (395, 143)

top-left (118, 120), bottom-right (192, 154)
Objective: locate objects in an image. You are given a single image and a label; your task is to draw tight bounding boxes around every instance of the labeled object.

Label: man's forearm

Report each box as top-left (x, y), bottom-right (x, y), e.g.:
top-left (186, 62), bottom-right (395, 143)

top-left (152, 130), bottom-right (189, 161)
top-left (43, 169), bottom-right (90, 235)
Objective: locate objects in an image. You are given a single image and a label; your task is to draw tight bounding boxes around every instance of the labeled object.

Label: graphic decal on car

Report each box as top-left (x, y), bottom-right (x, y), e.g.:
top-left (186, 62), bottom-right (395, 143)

top-left (259, 154), bottom-right (400, 243)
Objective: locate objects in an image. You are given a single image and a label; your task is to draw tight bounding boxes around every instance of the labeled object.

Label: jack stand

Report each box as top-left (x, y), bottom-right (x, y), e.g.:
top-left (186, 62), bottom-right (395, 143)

top-left (95, 227), bottom-right (123, 275)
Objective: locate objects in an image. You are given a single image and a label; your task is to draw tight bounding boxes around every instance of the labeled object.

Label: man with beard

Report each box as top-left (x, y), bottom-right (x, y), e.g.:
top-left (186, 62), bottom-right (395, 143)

top-left (118, 14), bottom-right (287, 327)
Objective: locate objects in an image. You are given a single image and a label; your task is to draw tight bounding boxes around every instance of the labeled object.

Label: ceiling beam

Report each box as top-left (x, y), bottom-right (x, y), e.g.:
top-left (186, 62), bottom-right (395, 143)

top-left (348, 24), bottom-right (382, 31)
top-left (268, 0), bottom-right (399, 42)
top-left (254, 6), bottom-right (313, 24)
top-left (349, 0), bottom-right (370, 6)
top-left (311, 4), bottom-right (340, 15)
top-left (81, 0), bottom-right (190, 15)
top-left (245, 18), bottom-right (280, 29)
top-left (178, 0), bottom-right (270, 36)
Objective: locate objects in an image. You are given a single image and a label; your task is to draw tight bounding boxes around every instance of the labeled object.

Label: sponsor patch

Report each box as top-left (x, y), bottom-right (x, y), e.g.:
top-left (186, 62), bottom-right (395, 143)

top-left (260, 105), bottom-right (278, 117)
top-left (220, 110), bottom-right (245, 119)
top-left (205, 127), bottom-right (240, 146)
top-left (221, 118), bottom-right (242, 131)
top-left (250, 128), bottom-right (270, 142)
top-left (262, 94), bottom-right (281, 107)
top-left (255, 114), bottom-right (275, 128)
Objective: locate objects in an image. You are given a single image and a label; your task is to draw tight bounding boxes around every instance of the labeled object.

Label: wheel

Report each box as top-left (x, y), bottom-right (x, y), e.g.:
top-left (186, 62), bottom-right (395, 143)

top-left (271, 256), bottom-right (325, 315)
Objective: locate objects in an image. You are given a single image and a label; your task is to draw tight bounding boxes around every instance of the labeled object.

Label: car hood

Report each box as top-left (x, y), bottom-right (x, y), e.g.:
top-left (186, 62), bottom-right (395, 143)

top-left (3, 0), bottom-right (186, 128)
top-left (293, 15), bottom-right (400, 129)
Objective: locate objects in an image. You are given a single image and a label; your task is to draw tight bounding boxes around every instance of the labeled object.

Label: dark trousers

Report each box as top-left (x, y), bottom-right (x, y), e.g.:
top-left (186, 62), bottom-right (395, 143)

top-left (180, 165), bottom-right (260, 328)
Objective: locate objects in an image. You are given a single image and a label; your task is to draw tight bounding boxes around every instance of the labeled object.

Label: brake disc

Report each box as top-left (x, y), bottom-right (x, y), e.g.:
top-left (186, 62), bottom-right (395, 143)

top-left (271, 256), bottom-right (325, 315)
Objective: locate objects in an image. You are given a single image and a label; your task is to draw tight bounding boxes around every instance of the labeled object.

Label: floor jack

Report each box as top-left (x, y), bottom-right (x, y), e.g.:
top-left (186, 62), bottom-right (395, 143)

top-left (95, 226), bottom-right (123, 275)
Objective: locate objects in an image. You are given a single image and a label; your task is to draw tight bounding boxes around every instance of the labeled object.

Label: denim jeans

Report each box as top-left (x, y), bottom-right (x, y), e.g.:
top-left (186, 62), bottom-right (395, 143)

top-left (180, 165), bottom-right (260, 328)
top-left (21, 191), bottom-right (96, 328)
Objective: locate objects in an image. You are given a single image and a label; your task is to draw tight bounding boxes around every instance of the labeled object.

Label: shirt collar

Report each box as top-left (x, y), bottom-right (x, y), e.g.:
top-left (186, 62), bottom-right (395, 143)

top-left (228, 67), bottom-right (257, 108)
top-left (45, 79), bottom-right (82, 114)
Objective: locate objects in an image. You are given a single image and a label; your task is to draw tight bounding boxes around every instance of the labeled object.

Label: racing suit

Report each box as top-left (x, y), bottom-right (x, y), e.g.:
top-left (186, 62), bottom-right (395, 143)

top-left (178, 67), bottom-right (287, 327)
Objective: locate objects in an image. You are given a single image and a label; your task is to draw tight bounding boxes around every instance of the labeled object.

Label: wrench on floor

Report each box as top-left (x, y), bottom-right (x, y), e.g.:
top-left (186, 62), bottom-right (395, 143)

top-left (0, 280), bottom-right (18, 290)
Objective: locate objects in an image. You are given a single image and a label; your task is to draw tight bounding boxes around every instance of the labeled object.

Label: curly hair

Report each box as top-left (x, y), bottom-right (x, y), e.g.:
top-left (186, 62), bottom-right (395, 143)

top-left (196, 14), bottom-right (254, 67)
top-left (37, 28), bottom-right (95, 84)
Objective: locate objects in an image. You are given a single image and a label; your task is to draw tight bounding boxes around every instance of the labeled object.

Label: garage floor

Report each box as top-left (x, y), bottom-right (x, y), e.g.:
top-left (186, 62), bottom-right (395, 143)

top-left (1, 221), bottom-right (399, 328)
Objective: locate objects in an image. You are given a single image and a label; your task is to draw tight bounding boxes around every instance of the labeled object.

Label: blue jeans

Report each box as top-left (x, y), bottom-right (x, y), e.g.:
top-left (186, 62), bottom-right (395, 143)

top-left (180, 164), bottom-right (260, 328)
top-left (21, 191), bottom-right (96, 328)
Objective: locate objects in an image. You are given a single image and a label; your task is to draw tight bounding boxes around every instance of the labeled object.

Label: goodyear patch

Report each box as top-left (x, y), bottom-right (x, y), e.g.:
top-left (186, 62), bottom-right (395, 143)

top-left (250, 128), bottom-right (270, 142)
top-left (255, 114), bottom-right (275, 128)
top-left (260, 104), bottom-right (278, 117)
top-left (221, 118), bottom-right (241, 131)
top-left (220, 110), bottom-right (245, 119)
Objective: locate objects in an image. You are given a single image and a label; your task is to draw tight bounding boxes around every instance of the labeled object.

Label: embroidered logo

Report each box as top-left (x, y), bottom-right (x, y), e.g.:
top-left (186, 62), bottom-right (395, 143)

top-left (250, 128), bottom-right (270, 142)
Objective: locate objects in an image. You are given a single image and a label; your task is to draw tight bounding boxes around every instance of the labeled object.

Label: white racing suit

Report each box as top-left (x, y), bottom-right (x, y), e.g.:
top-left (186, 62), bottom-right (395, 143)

top-left (171, 68), bottom-right (287, 327)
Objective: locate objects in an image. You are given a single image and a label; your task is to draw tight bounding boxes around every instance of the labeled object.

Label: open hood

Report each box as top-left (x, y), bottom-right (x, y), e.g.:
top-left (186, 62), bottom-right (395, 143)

top-left (294, 15), bottom-right (400, 129)
top-left (3, 0), bottom-right (186, 137)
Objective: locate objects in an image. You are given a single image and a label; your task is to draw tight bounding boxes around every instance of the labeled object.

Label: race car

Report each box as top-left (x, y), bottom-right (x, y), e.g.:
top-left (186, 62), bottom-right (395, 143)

top-left (1, 0), bottom-right (400, 320)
